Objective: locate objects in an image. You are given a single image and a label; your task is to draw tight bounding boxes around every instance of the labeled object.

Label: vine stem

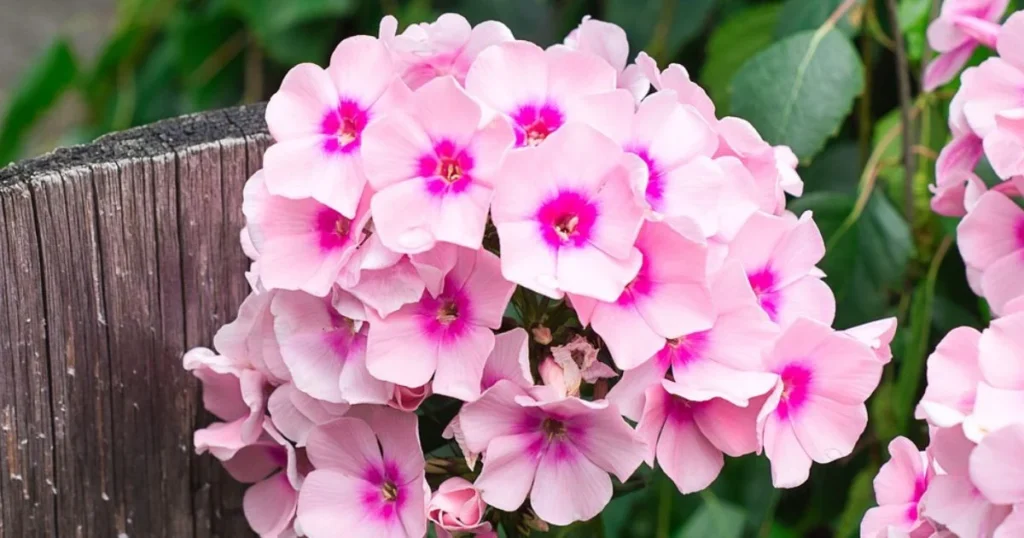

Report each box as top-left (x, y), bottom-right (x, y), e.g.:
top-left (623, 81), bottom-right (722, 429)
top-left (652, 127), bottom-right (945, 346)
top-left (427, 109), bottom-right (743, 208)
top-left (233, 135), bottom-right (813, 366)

top-left (884, 0), bottom-right (918, 223)
top-left (825, 0), bottom-right (861, 30)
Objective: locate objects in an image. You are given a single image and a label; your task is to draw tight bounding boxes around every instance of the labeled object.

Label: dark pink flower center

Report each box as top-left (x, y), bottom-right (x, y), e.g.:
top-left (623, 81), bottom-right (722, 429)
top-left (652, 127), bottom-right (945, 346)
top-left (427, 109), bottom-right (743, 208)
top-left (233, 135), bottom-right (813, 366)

top-left (748, 267), bottom-right (780, 321)
top-left (628, 147), bottom-right (665, 210)
top-left (1015, 218), bottom-right (1024, 251)
top-left (776, 363), bottom-right (812, 419)
top-left (512, 104), bottom-right (564, 147)
top-left (321, 99), bottom-right (368, 154)
top-left (316, 207), bottom-right (354, 252)
top-left (362, 461), bottom-right (406, 521)
top-left (537, 191), bottom-right (597, 248)
top-left (324, 309), bottom-right (356, 359)
top-left (419, 283), bottom-right (472, 342)
top-left (665, 394), bottom-right (700, 424)
top-left (418, 140), bottom-right (474, 195)
top-left (664, 331), bottom-right (711, 372)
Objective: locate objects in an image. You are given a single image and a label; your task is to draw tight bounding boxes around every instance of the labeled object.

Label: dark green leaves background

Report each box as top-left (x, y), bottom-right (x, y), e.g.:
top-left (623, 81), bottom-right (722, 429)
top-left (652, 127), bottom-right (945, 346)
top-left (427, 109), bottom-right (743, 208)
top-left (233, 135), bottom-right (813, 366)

top-left (0, 0), bottom-right (996, 536)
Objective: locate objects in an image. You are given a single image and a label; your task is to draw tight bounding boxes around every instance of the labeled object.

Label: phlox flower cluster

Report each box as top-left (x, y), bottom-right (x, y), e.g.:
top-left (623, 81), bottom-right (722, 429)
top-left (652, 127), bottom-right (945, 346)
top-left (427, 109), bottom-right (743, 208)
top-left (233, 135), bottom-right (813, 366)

top-left (185, 13), bottom-right (894, 537)
top-left (860, 302), bottom-right (1024, 538)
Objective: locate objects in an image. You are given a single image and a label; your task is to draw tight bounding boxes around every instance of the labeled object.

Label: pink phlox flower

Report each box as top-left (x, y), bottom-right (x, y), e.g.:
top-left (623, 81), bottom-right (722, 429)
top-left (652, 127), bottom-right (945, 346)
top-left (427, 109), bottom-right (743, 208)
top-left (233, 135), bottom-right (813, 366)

top-left (844, 318), bottom-right (899, 364)
top-left (273, 289), bottom-right (392, 406)
top-left (916, 327), bottom-right (983, 427)
top-left (366, 247), bottom-right (515, 401)
top-left (861, 437), bottom-right (936, 538)
top-left (264, 36), bottom-right (411, 218)
top-left (444, 328), bottom-right (535, 469)
top-left (924, 0), bottom-right (1009, 91)
top-left (362, 76), bottom-right (515, 253)
top-left (213, 288), bottom-right (290, 385)
top-left (636, 378), bottom-right (766, 494)
top-left (297, 406), bottom-right (429, 538)
top-left (267, 382), bottom-right (349, 447)
top-left (428, 477), bottom-right (489, 533)
top-left (569, 221), bottom-right (715, 370)
top-left (756, 318), bottom-right (883, 488)
top-left (236, 422), bottom-right (310, 538)
top-left (635, 51), bottom-right (716, 125)
top-left (458, 381), bottom-right (646, 525)
top-left (185, 347), bottom-right (269, 457)
top-left (491, 122), bottom-right (645, 301)
top-left (379, 13), bottom-right (514, 90)
top-left (930, 130), bottom-right (985, 217)
top-left (607, 262), bottom-right (780, 421)
top-left (596, 88), bottom-right (723, 237)
top-left (562, 17), bottom-right (650, 104)
top-left (725, 211), bottom-right (835, 327)
top-left (957, 190), bottom-right (1024, 315)
top-left (715, 117), bottom-right (802, 214)
top-left (921, 426), bottom-right (1012, 538)
top-left (243, 171), bottom-right (373, 297)
top-left (389, 383), bottom-right (433, 412)
top-left (465, 40), bottom-right (621, 147)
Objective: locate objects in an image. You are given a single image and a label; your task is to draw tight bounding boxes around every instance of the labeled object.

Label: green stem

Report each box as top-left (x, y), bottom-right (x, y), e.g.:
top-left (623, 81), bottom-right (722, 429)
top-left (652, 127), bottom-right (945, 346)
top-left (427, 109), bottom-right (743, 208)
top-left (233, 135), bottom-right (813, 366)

top-left (655, 475), bottom-right (672, 538)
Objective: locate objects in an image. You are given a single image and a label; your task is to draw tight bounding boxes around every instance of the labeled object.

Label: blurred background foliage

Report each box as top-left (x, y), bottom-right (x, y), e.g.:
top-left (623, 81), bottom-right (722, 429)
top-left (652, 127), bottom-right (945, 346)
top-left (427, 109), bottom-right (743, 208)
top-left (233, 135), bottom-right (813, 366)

top-left (0, 0), bottom-right (1016, 536)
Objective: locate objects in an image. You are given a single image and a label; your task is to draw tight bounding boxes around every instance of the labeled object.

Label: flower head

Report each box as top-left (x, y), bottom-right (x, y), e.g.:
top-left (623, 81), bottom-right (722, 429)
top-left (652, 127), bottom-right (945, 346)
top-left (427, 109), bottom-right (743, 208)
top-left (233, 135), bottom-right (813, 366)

top-left (924, 0), bottom-right (1009, 91)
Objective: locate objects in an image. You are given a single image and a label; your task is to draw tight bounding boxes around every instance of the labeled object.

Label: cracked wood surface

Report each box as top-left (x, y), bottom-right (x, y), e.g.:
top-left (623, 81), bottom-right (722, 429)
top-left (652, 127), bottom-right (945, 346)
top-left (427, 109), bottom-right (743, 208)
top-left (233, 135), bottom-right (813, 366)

top-left (0, 104), bottom-right (269, 537)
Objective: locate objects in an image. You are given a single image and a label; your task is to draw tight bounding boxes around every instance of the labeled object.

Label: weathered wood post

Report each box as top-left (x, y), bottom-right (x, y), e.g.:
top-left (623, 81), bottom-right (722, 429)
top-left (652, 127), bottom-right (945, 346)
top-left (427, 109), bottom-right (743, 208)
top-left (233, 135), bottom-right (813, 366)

top-left (0, 105), bottom-right (269, 537)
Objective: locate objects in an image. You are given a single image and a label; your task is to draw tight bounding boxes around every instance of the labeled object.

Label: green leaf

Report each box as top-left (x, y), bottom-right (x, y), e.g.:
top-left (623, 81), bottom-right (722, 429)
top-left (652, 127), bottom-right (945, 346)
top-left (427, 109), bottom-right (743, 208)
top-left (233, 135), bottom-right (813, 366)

top-left (899, 0), bottom-right (933, 61)
top-left (700, 3), bottom-right (782, 113)
top-left (167, 9), bottom-right (246, 112)
top-left (606, 0), bottom-right (717, 61)
top-left (676, 495), bottom-right (745, 538)
top-left (859, 191), bottom-right (915, 287)
top-left (459, 0), bottom-right (558, 47)
top-left (799, 141), bottom-right (862, 194)
top-left (775, 0), bottom-right (864, 38)
top-left (730, 29), bottom-right (864, 161)
top-left (835, 464), bottom-right (881, 538)
top-left (0, 39), bottom-right (78, 164)
top-left (229, 0), bottom-right (355, 37)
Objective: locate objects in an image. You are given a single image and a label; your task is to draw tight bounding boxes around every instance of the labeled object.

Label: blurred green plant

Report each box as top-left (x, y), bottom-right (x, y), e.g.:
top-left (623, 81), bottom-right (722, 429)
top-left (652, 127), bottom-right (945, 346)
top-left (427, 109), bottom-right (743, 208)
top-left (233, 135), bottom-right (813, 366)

top-left (0, 0), bottom-right (996, 536)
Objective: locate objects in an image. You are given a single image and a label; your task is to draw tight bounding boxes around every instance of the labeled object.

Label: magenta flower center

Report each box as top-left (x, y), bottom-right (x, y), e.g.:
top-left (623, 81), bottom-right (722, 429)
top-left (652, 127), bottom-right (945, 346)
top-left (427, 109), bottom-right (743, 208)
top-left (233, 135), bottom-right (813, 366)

top-left (316, 207), bottom-right (353, 251)
top-left (617, 257), bottom-right (653, 305)
top-left (537, 191), bottom-right (598, 248)
top-left (628, 147), bottom-right (665, 210)
top-left (747, 267), bottom-right (780, 321)
top-left (321, 99), bottom-right (368, 154)
top-left (512, 104), bottom-right (564, 147)
top-left (419, 140), bottom-right (474, 195)
top-left (665, 331), bottom-right (710, 371)
top-left (436, 299), bottom-right (459, 324)
top-left (1015, 218), bottom-right (1024, 251)
top-left (776, 363), bottom-right (812, 419)
top-left (419, 284), bottom-right (472, 341)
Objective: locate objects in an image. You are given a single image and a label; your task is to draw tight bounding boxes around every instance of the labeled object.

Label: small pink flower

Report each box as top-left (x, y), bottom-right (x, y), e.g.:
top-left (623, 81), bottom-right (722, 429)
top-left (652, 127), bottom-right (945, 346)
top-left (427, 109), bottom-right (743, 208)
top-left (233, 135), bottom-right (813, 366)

top-left (243, 172), bottom-right (372, 297)
top-left (239, 423), bottom-right (309, 538)
top-left (924, 0), bottom-right (1009, 91)
top-left (428, 477), bottom-right (488, 533)
top-left (491, 122), bottom-right (645, 301)
top-left (860, 437), bottom-right (935, 538)
top-left (273, 290), bottom-right (392, 405)
top-left (563, 17), bottom-right (650, 104)
top-left (465, 40), bottom-right (619, 147)
top-left (366, 247), bottom-right (515, 400)
top-left (716, 117), bottom-right (803, 213)
top-left (635, 52), bottom-right (716, 125)
top-left (362, 76), bottom-right (515, 253)
top-left (931, 129), bottom-right (984, 217)
top-left (389, 383), bottom-right (433, 412)
top-left (264, 36), bottom-right (411, 218)
top-left (266, 382), bottom-right (349, 446)
top-left (952, 14), bottom-right (1024, 141)
top-left (756, 318), bottom-right (882, 488)
top-left (298, 407), bottom-right (428, 538)
top-left (916, 327), bottom-right (983, 427)
top-left (725, 211), bottom-right (835, 326)
top-left (844, 318), bottom-right (898, 364)
top-left (637, 380), bottom-right (763, 494)
top-left (957, 190), bottom-right (1024, 315)
top-left (213, 289), bottom-right (290, 385)
top-left (185, 347), bottom-right (269, 458)
top-left (921, 426), bottom-right (1012, 538)
top-left (570, 222), bottom-right (715, 369)
top-left (538, 335), bottom-right (617, 397)
top-left (380, 14), bottom-right (514, 90)
top-left (459, 381), bottom-right (646, 525)
top-left (607, 263), bottom-right (779, 421)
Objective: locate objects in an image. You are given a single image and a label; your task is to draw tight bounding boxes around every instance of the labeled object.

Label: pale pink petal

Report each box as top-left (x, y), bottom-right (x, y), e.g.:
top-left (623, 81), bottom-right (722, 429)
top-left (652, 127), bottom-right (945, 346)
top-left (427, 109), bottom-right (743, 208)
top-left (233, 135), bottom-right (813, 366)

top-left (458, 381), bottom-right (533, 452)
top-left (924, 43), bottom-right (977, 91)
top-left (963, 383), bottom-right (1024, 442)
top-left (875, 436), bottom-right (927, 506)
top-left (266, 63), bottom-right (339, 140)
top-left (860, 504), bottom-right (919, 538)
top-left (481, 328), bottom-right (533, 390)
top-left (694, 396), bottom-right (762, 457)
top-left (362, 113), bottom-right (435, 191)
top-left (806, 332), bottom-right (884, 404)
top-left (917, 326), bottom-right (982, 425)
top-left (557, 244), bottom-right (643, 303)
top-left (298, 469), bottom-right (405, 538)
top-left (994, 505), bottom-right (1024, 538)
top-left (304, 417), bottom-right (382, 475)
top-left (761, 410), bottom-right (813, 488)
top-left (327, 36), bottom-right (396, 109)
top-left (494, 221), bottom-right (561, 299)
top-left (545, 46), bottom-right (618, 104)
top-left (844, 318), bottom-right (898, 364)
top-left (606, 356), bottom-right (669, 421)
top-left (473, 433), bottom-right (542, 512)
top-left (980, 253), bottom-right (1024, 315)
top-left (565, 90), bottom-right (636, 142)
top-left (409, 76), bottom-right (483, 147)
top-left (774, 276), bottom-right (837, 327)
top-left (589, 301), bottom-right (665, 371)
top-left (922, 474), bottom-right (1011, 538)
top-left (465, 41), bottom-right (548, 114)
top-left (345, 258), bottom-right (427, 318)
top-left (657, 410), bottom-right (724, 494)
top-left (433, 327), bottom-right (495, 401)
top-left (970, 423), bottom-right (1024, 504)
top-left (979, 310), bottom-right (1024, 389)
top-left (672, 358), bottom-right (778, 407)
top-left (957, 191), bottom-right (1024, 269)
top-left (458, 248), bottom-right (516, 329)
top-left (571, 405), bottom-right (646, 482)
top-left (530, 440), bottom-right (613, 526)
top-left (790, 396), bottom-right (867, 463)
top-left (366, 302), bottom-right (439, 388)
top-left (245, 472), bottom-right (298, 537)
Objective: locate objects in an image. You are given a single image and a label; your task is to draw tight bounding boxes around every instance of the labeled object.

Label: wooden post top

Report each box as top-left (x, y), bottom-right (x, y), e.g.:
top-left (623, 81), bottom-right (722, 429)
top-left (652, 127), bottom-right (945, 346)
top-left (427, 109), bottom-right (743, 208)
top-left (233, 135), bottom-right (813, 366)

top-left (0, 104), bottom-right (269, 537)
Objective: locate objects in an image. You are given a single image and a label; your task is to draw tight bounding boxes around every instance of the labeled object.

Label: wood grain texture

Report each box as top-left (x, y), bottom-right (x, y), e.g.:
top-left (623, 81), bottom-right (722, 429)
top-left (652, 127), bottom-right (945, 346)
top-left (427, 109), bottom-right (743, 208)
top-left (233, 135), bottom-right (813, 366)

top-left (0, 104), bottom-right (270, 537)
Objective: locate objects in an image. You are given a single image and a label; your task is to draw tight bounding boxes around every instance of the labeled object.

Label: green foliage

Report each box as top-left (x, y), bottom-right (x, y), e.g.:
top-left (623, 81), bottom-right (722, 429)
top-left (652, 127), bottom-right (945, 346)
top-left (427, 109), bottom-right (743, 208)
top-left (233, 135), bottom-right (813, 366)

top-left (701, 4), bottom-right (782, 113)
top-left (775, 0), bottom-right (864, 38)
top-left (731, 29), bottom-right (864, 161)
top-left (606, 0), bottom-right (716, 61)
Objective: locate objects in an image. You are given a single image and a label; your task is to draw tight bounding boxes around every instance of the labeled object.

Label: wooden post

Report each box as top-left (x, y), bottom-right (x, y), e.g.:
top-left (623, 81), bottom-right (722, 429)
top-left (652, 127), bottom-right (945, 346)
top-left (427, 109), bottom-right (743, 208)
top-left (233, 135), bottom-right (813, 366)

top-left (0, 104), bottom-right (269, 537)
